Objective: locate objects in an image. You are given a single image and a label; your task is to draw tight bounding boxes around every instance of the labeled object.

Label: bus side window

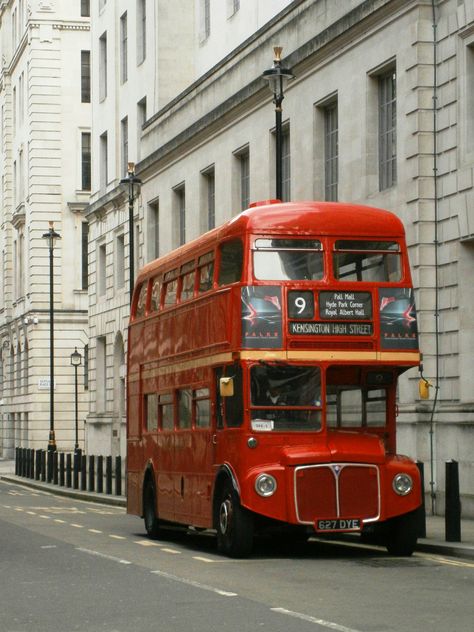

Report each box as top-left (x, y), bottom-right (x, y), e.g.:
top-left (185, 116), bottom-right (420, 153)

top-left (195, 388), bottom-right (211, 428)
top-left (150, 277), bottom-right (161, 312)
top-left (198, 252), bottom-right (214, 293)
top-left (134, 282), bottom-right (148, 318)
top-left (164, 277), bottom-right (178, 306)
top-left (159, 393), bottom-right (174, 430)
top-left (225, 363), bottom-right (243, 427)
top-left (145, 393), bottom-right (158, 432)
top-left (218, 240), bottom-right (243, 286)
top-left (178, 389), bottom-right (192, 429)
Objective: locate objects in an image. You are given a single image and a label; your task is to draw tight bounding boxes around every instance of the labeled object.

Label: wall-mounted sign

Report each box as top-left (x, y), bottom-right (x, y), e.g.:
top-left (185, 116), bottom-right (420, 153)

top-left (38, 378), bottom-right (56, 390)
top-left (319, 291), bottom-right (372, 320)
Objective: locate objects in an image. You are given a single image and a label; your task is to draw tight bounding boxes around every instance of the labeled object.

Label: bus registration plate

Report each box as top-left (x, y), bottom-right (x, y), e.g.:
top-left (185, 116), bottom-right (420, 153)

top-left (315, 518), bottom-right (361, 532)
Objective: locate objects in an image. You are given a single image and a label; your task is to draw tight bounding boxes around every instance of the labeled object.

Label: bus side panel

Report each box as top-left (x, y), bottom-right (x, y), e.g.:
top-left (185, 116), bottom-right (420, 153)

top-left (156, 291), bottom-right (234, 359)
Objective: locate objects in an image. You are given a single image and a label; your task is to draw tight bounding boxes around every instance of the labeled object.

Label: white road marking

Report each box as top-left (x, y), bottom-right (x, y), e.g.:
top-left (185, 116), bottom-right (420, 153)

top-left (40, 545), bottom-right (57, 550)
top-left (134, 539), bottom-right (163, 547)
top-left (54, 519), bottom-right (66, 524)
top-left (161, 547), bottom-right (181, 555)
top-left (89, 529), bottom-right (102, 534)
top-left (151, 569), bottom-right (237, 597)
top-left (70, 523), bottom-right (84, 528)
top-left (271, 607), bottom-right (364, 632)
top-left (192, 556), bottom-right (215, 563)
top-left (109, 534), bottom-right (126, 540)
top-left (76, 547), bottom-right (131, 565)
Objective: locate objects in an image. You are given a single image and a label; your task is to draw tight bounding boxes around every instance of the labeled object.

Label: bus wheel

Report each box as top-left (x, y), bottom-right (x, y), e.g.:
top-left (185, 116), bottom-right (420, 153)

top-left (216, 481), bottom-right (254, 558)
top-left (385, 509), bottom-right (419, 556)
top-left (143, 482), bottom-right (161, 539)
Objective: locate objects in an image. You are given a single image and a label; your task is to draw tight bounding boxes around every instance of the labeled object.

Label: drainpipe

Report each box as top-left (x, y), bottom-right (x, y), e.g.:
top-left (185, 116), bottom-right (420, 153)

top-left (429, 0), bottom-right (440, 516)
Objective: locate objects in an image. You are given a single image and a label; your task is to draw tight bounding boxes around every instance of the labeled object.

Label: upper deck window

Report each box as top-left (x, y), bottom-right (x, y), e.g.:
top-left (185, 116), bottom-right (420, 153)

top-left (253, 239), bottom-right (323, 281)
top-left (218, 240), bottom-right (243, 285)
top-left (180, 261), bottom-right (196, 301)
top-left (163, 269), bottom-right (178, 306)
top-left (198, 252), bottom-right (214, 293)
top-left (150, 277), bottom-right (161, 312)
top-left (134, 283), bottom-right (148, 318)
top-left (333, 240), bottom-right (401, 282)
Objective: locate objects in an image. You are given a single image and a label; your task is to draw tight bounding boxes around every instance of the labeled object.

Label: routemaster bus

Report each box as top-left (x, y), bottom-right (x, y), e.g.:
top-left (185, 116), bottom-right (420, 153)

top-left (127, 200), bottom-right (422, 558)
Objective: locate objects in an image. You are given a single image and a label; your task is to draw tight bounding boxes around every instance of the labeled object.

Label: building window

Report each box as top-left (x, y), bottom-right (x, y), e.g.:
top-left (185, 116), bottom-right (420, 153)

top-left (12, 87), bottom-right (16, 132)
top-left (96, 337), bottom-right (107, 413)
top-left (200, 0), bottom-right (210, 40)
top-left (97, 242), bottom-right (106, 298)
top-left (137, 0), bottom-right (146, 65)
top-left (99, 32), bottom-right (107, 101)
top-left (82, 222), bottom-right (89, 290)
top-left (147, 200), bottom-right (159, 262)
top-left (378, 68), bottom-right (397, 191)
top-left (206, 168), bottom-right (215, 230)
top-left (121, 116), bottom-right (128, 178)
top-left (81, 132), bottom-right (91, 191)
top-left (137, 97), bottom-right (147, 159)
top-left (236, 147), bottom-right (249, 211)
top-left (174, 185), bottom-right (186, 247)
top-left (227, 0), bottom-right (240, 18)
top-left (324, 101), bottom-right (338, 201)
top-left (100, 131), bottom-right (108, 191)
top-left (116, 233), bottom-right (125, 289)
top-left (120, 12), bottom-right (128, 84)
top-left (81, 0), bottom-right (90, 17)
top-left (81, 50), bottom-right (90, 103)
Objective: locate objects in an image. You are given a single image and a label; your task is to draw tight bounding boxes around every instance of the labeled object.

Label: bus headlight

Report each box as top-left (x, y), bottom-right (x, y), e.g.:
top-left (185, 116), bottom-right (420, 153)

top-left (392, 473), bottom-right (413, 496)
top-left (255, 473), bottom-right (277, 497)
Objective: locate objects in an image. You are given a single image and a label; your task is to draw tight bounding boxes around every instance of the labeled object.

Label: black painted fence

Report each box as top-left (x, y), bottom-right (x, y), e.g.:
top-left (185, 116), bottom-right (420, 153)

top-left (15, 447), bottom-right (125, 497)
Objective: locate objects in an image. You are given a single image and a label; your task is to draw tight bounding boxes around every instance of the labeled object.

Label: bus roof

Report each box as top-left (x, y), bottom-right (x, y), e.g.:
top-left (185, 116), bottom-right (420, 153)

top-left (137, 201), bottom-right (405, 282)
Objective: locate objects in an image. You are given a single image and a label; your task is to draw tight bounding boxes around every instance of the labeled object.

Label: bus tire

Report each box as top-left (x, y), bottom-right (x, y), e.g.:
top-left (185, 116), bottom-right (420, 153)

top-left (216, 481), bottom-right (254, 558)
top-left (385, 509), bottom-right (419, 556)
top-left (143, 481), bottom-right (161, 539)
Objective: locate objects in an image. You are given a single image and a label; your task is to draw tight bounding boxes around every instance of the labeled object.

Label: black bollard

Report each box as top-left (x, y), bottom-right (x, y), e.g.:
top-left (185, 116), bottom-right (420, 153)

top-left (66, 453), bottom-right (72, 488)
top-left (97, 456), bottom-right (104, 494)
top-left (73, 450), bottom-right (81, 490)
top-left (88, 455), bottom-right (95, 492)
top-left (15, 447), bottom-right (19, 476)
top-left (47, 450), bottom-right (53, 483)
top-left (41, 450), bottom-right (46, 482)
top-left (53, 451), bottom-right (59, 485)
top-left (106, 456), bottom-right (112, 495)
top-left (115, 456), bottom-right (122, 496)
top-left (81, 455), bottom-right (87, 491)
top-left (35, 450), bottom-right (42, 480)
top-left (416, 461), bottom-right (426, 538)
top-left (445, 460), bottom-right (461, 542)
top-left (59, 452), bottom-right (65, 487)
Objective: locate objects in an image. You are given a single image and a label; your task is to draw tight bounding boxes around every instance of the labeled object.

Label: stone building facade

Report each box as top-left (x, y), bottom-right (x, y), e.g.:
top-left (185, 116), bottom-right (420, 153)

top-left (88, 0), bottom-right (474, 515)
top-left (0, 0), bottom-right (90, 456)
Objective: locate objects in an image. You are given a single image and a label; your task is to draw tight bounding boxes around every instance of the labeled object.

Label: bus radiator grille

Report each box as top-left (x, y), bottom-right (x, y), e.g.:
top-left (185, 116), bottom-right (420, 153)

top-left (294, 464), bottom-right (380, 524)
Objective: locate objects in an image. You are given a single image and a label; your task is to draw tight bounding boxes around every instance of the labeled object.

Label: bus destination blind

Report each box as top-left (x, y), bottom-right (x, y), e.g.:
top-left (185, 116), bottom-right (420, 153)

top-left (289, 321), bottom-right (373, 336)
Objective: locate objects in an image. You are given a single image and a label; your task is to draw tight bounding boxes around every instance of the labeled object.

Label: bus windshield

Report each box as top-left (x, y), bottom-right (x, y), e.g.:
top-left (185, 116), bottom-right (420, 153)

top-left (250, 364), bottom-right (322, 431)
top-left (253, 239), bottom-right (324, 281)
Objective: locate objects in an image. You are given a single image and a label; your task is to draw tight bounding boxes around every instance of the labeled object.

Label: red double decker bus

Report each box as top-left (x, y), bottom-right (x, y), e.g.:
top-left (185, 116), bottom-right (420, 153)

top-left (127, 200), bottom-right (422, 557)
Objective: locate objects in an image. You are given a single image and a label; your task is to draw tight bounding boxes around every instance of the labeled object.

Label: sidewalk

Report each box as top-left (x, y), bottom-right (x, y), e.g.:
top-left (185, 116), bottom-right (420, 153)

top-left (1, 457), bottom-right (473, 560)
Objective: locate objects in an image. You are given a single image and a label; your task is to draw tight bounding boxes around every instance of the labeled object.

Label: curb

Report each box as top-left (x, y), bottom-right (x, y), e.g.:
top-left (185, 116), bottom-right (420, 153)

top-left (0, 474), bottom-right (126, 507)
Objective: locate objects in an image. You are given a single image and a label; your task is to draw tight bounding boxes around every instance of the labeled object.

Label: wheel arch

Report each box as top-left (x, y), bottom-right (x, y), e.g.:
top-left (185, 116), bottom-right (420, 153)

top-left (140, 462), bottom-right (156, 517)
top-left (212, 464), bottom-right (240, 529)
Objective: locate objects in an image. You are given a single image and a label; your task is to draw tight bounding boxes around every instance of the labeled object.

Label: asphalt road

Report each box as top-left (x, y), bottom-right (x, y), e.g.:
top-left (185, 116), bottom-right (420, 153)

top-left (1, 479), bottom-right (473, 632)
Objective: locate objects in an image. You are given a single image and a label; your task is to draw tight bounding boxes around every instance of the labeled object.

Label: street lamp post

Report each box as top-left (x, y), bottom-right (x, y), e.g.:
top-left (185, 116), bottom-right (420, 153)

top-left (120, 162), bottom-right (142, 303)
top-left (70, 347), bottom-right (82, 453)
top-left (42, 221), bottom-right (61, 452)
top-left (262, 46), bottom-right (294, 200)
